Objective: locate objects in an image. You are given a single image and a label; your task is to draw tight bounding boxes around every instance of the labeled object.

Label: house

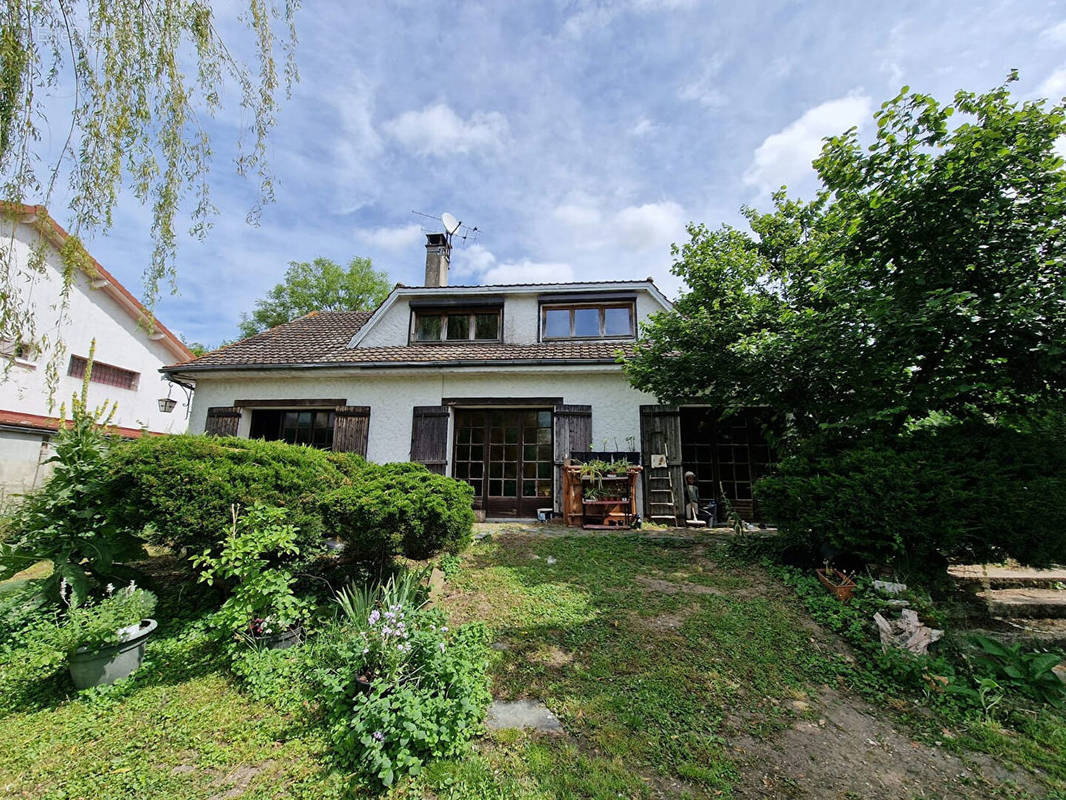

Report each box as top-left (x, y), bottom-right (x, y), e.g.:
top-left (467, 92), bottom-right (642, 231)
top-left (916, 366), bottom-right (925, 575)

top-left (163, 233), bottom-right (776, 521)
top-left (0, 206), bottom-right (193, 496)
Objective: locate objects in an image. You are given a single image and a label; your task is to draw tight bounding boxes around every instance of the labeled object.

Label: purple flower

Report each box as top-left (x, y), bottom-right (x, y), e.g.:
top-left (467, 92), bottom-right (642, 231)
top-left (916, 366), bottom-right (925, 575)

top-left (368, 610), bottom-right (380, 625)
top-left (372, 730), bottom-right (385, 742)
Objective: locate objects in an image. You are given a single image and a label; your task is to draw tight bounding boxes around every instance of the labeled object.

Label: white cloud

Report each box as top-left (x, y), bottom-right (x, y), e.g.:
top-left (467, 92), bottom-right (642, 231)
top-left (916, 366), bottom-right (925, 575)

top-left (743, 93), bottom-right (873, 195)
top-left (1038, 67), bottom-right (1066, 101)
top-left (383, 103), bottom-right (508, 157)
top-left (355, 223), bottom-right (424, 253)
top-left (449, 243), bottom-right (496, 277)
top-left (482, 259), bottom-right (575, 285)
top-left (1042, 20), bottom-right (1066, 43)
top-left (562, 0), bottom-right (698, 38)
top-left (614, 201), bottom-right (687, 252)
top-left (1055, 136), bottom-right (1066, 162)
top-left (677, 55), bottom-right (729, 109)
top-left (630, 117), bottom-right (657, 137)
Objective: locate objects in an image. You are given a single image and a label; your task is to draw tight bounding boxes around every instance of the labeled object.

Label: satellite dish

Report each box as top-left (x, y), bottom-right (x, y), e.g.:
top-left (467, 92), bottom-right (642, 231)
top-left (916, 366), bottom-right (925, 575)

top-left (441, 212), bottom-right (461, 235)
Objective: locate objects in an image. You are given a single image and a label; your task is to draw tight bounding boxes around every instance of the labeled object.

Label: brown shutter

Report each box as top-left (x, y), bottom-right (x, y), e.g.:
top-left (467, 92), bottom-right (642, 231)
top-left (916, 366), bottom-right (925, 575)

top-left (553, 405), bottom-right (592, 513)
top-left (332, 406), bottom-right (371, 456)
top-left (410, 406), bottom-right (449, 474)
top-left (640, 405), bottom-right (684, 519)
top-left (204, 406), bottom-right (241, 437)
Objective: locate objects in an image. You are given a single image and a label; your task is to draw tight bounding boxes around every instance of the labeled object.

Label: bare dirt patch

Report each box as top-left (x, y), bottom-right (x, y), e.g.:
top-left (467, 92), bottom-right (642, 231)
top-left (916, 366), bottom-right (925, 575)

top-left (635, 575), bottom-right (727, 596)
top-left (209, 760), bottom-right (277, 800)
top-left (729, 687), bottom-right (1044, 799)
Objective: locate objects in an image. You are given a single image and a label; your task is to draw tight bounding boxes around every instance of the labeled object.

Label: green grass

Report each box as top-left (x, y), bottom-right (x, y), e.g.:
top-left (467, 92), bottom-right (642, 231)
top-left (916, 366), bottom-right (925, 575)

top-left (2, 534), bottom-right (1062, 799)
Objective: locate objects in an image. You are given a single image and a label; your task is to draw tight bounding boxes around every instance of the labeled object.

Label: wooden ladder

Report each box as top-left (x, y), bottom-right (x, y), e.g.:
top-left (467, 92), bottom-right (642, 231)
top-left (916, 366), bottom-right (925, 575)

top-left (647, 467), bottom-right (678, 527)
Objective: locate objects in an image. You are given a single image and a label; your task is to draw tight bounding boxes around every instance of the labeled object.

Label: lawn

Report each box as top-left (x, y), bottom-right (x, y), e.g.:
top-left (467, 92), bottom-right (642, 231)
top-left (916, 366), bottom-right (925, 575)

top-left (1, 530), bottom-right (1060, 799)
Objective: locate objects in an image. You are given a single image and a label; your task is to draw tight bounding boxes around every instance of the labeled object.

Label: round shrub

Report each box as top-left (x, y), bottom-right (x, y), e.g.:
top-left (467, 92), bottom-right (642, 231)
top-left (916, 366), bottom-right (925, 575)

top-left (323, 463), bottom-right (474, 561)
top-left (756, 420), bottom-right (1066, 575)
top-left (100, 435), bottom-right (356, 555)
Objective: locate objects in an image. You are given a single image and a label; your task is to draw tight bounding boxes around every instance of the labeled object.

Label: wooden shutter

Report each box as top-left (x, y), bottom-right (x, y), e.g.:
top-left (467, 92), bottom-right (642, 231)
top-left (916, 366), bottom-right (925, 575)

top-left (553, 404), bottom-right (592, 513)
top-left (410, 406), bottom-right (449, 474)
top-left (332, 406), bottom-right (371, 456)
top-left (640, 405), bottom-right (684, 519)
top-left (204, 406), bottom-right (241, 437)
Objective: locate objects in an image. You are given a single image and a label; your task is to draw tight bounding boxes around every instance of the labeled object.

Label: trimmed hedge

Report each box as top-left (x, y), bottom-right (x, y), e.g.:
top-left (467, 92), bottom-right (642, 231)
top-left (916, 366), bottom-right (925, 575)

top-left (323, 463), bottom-right (474, 561)
top-left (100, 435), bottom-right (350, 555)
top-left (756, 420), bottom-right (1066, 574)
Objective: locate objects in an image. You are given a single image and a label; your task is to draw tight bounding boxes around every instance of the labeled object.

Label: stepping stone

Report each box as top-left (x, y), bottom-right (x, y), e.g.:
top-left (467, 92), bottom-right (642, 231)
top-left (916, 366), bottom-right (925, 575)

top-left (486, 700), bottom-right (563, 733)
top-left (950, 565), bottom-right (1066, 589)
top-left (979, 589), bottom-right (1066, 619)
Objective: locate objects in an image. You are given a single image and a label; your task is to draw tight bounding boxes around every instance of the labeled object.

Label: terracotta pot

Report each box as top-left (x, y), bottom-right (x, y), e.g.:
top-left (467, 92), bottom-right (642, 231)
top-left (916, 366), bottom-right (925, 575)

top-left (816, 568), bottom-right (856, 602)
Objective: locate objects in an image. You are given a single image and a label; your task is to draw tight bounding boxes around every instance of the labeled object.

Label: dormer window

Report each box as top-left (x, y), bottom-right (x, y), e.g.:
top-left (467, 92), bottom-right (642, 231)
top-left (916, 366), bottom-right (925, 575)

top-left (412, 308), bottom-right (501, 343)
top-left (541, 303), bottom-right (634, 340)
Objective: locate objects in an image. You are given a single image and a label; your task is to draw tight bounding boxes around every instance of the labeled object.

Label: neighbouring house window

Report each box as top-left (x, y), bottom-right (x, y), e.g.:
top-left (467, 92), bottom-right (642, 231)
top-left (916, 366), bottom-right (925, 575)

top-left (541, 303), bottom-right (634, 340)
top-left (249, 409), bottom-right (336, 449)
top-left (67, 355), bottom-right (140, 390)
top-left (413, 309), bottom-right (501, 343)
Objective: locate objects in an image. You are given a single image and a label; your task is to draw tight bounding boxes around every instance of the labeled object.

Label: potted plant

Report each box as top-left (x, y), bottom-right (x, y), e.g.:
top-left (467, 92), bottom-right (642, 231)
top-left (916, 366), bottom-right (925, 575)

top-left (57, 580), bottom-right (158, 689)
top-left (192, 503), bottom-right (311, 650)
top-left (816, 563), bottom-right (858, 602)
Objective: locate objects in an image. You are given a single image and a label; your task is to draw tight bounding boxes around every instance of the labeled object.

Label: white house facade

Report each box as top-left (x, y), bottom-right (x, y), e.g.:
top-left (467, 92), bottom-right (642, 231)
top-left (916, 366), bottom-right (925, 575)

top-left (165, 234), bottom-right (777, 522)
top-left (0, 206), bottom-right (193, 496)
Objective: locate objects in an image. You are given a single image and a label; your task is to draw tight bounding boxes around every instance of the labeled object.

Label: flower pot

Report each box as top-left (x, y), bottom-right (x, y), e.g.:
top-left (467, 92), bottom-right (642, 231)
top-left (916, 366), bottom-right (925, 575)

top-left (68, 618), bottom-right (158, 689)
top-left (816, 569), bottom-right (856, 602)
top-left (256, 625), bottom-right (303, 650)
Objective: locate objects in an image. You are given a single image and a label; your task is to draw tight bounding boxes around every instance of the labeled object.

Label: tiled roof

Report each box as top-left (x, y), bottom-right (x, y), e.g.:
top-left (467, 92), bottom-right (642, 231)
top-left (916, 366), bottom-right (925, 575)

top-left (166, 310), bottom-right (375, 368)
top-left (164, 309), bottom-right (632, 371)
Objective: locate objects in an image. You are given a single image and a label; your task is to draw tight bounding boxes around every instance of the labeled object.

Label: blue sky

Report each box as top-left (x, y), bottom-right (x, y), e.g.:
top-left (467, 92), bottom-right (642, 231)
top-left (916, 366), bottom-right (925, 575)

top-left (50, 0), bottom-right (1066, 346)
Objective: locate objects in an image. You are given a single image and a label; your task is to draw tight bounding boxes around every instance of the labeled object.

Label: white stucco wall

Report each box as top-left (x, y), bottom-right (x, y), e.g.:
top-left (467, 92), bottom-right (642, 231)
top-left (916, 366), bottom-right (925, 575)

top-left (0, 220), bottom-right (188, 434)
top-left (185, 365), bottom-right (655, 467)
top-left (0, 429), bottom-right (52, 499)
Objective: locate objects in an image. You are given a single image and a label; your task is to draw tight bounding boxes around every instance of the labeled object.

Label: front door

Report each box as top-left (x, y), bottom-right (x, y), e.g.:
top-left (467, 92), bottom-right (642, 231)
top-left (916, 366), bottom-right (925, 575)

top-left (453, 408), bottom-right (553, 517)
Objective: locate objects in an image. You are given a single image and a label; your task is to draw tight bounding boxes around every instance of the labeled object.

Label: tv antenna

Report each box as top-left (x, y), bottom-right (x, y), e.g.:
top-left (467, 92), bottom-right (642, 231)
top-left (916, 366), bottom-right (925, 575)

top-left (410, 210), bottom-right (480, 246)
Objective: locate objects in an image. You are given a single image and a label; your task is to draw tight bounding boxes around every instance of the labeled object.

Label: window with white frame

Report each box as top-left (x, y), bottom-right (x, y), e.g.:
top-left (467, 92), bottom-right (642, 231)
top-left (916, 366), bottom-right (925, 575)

top-left (540, 303), bottom-right (634, 340)
top-left (412, 308), bottom-right (502, 343)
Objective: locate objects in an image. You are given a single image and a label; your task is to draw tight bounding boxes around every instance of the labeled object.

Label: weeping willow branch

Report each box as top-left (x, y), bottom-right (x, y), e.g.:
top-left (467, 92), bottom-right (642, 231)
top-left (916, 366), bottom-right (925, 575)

top-left (0, 0), bottom-right (299, 393)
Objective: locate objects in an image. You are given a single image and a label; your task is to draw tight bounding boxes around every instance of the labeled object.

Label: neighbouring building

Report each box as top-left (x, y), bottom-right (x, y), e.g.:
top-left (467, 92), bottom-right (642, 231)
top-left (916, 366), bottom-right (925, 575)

top-left (164, 232), bottom-right (776, 521)
top-left (0, 206), bottom-right (193, 497)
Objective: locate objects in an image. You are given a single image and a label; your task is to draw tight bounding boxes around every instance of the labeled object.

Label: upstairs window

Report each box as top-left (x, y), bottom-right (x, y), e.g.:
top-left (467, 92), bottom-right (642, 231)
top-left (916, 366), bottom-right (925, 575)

top-left (541, 303), bottom-right (634, 340)
top-left (68, 355), bottom-right (140, 390)
top-left (413, 309), bottom-right (501, 343)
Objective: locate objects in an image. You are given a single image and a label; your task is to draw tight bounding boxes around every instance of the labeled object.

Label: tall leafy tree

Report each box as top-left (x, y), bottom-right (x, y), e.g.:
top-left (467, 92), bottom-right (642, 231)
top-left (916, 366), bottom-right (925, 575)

top-left (238, 257), bottom-right (391, 337)
top-left (626, 75), bottom-right (1066, 437)
top-left (0, 1), bottom-right (299, 388)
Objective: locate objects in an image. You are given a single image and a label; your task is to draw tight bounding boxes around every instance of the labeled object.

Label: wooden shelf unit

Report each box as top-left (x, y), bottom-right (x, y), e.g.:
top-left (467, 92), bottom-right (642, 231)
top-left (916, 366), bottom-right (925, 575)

top-left (562, 465), bottom-right (642, 529)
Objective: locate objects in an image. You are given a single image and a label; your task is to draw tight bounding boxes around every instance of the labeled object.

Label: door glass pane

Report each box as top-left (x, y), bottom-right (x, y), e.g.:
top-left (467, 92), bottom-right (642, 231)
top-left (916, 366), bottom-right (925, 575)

top-left (446, 314), bottom-right (470, 340)
top-left (544, 309), bottom-right (570, 338)
top-left (414, 314), bottom-right (442, 341)
top-left (574, 307), bottom-right (599, 337)
top-left (474, 313), bottom-right (499, 340)
top-left (604, 306), bottom-right (632, 336)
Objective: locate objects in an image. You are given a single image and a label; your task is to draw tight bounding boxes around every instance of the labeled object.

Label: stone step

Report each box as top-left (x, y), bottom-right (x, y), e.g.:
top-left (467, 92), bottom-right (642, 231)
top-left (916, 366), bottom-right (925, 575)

top-left (978, 589), bottom-right (1066, 619)
top-left (950, 564), bottom-right (1066, 590)
top-left (965, 619), bottom-right (1066, 649)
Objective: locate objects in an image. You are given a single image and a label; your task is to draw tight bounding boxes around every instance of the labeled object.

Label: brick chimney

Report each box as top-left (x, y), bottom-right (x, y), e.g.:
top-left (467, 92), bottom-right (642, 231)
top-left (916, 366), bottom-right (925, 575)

top-left (424, 232), bottom-right (451, 287)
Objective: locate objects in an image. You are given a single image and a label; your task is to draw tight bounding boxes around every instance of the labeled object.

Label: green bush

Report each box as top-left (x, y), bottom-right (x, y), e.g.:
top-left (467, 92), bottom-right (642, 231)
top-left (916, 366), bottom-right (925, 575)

top-left (756, 420), bottom-right (1066, 574)
top-left (191, 504), bottom-right (312, 642)
top-left (100, 435), bottom-right (352, 556)
top-left (325, 612), bottom-right (491, 789)
top-left (323, 463), bottom-right (474, 561)
top-left (1, 358), bottom-right (146, 603)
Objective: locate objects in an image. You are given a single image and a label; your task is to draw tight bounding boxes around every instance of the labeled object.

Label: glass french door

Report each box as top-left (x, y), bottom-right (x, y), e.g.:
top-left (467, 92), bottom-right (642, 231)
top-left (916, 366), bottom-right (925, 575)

top-left (452, 408), bottom-right (553, 517)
